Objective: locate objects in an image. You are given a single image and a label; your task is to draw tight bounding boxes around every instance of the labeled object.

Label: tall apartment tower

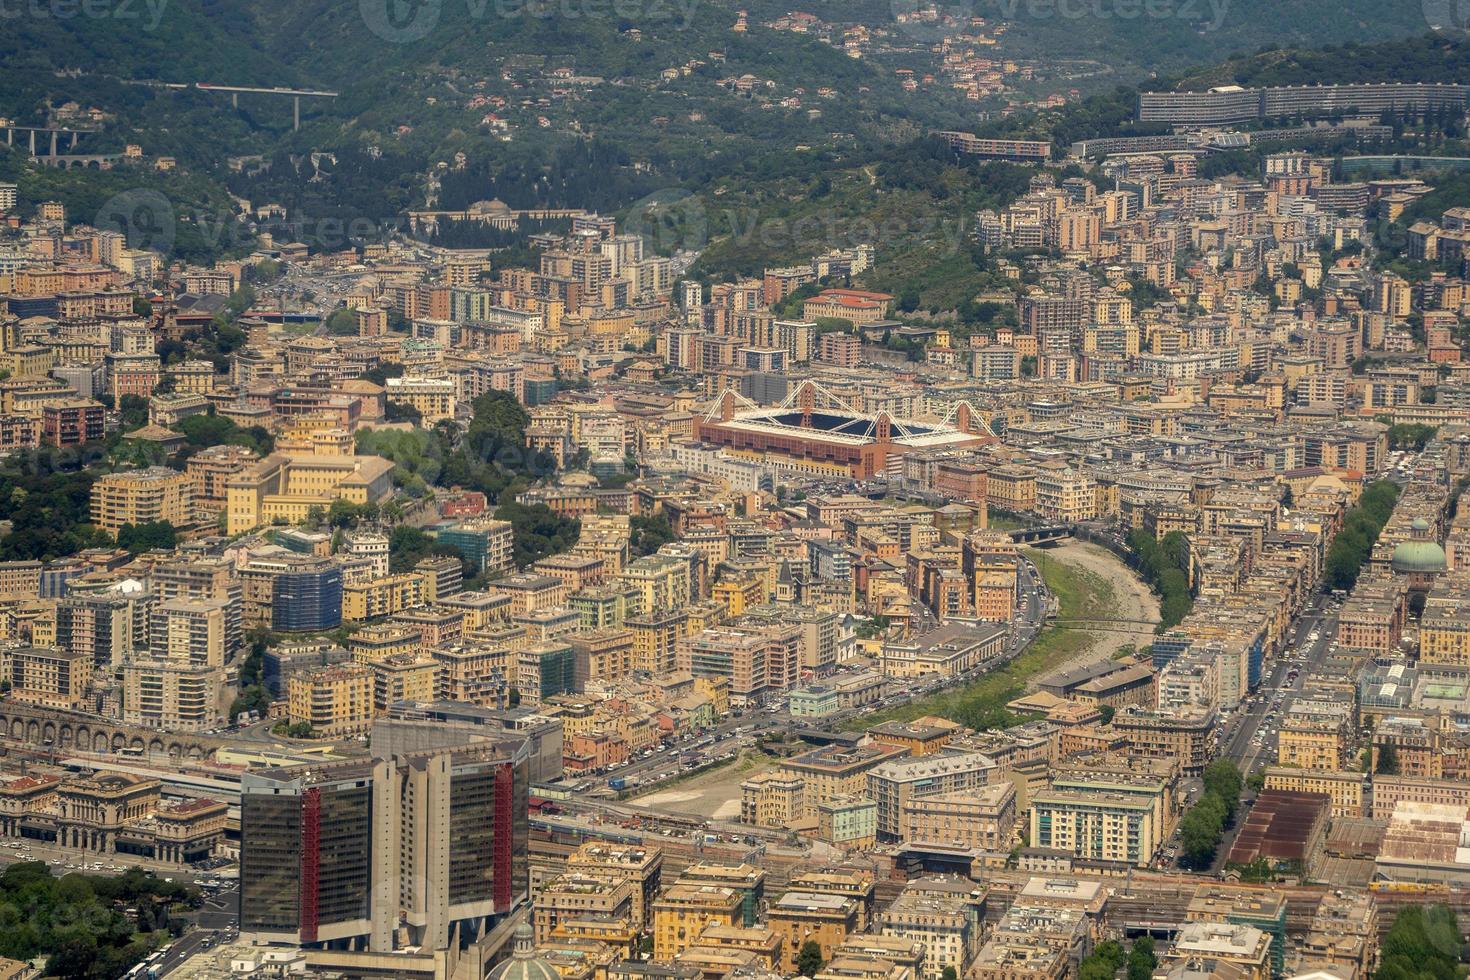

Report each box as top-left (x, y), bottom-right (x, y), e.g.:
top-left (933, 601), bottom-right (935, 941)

top-left (682, 280), bottom-right (702, 325)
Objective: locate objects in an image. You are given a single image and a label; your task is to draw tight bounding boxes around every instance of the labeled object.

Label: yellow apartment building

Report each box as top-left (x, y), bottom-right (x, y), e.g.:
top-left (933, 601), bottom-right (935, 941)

top-left (653, 885), bottom-right (743, 961)
top-left (286, 663), bottom-right (373, 736)
top-left (342, 573), bottom-right (426, 622)
top-left (91, 467), bottom-right (194, 534)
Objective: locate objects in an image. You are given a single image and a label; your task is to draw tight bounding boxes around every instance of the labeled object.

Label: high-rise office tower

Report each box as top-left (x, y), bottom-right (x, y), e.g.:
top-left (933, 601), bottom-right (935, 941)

top-left (240, 739), bottom-right (530, 951)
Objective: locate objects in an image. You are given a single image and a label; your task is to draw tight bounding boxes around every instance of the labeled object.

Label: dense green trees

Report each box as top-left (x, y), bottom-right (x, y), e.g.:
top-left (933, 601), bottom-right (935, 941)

top-left (1079, 941), bottom-right (1126, 980)
top-left (1127, 937), bottom-right (1157, 980)
top-left (1324, 480), bottom-right (1401, 591)
top-left (1388, 423), bottom-right (1439, 451)
top-left (326, 499), bottom-right (381, 528)
top-left (230, 632), bottom-right (275, 720)
top-left (177, 412), bottom-right (274, 456)
top-left (116, 521), bottom-right (178, 555)
top-left (425, 218), bottom-right (566, 250)
top-left (1376, 742), bottom-right (1401, 775)
top-left (323, 308), bottom-right (358, 336)
top-left (1179, 795), bottom-right (1227, 870)
top-left (796, 940), bottom-right (825, 978)
top-left (227, 146), bottom-right (425, 251)
top-left (1046, 939), bottom-right (1153, 980)
top-left (385, 526), bottom-right (477, 584)
top-left (351, 392), bottom-right (566, 567)
top-left (773, 283), bottom-right (822, 319)
top-left (355, 428), bottom-right (444, 492)
top-left (1124, 277), bottom-right (1172, 309)
top-left (495, 502), bottom-right (582, 568)
top-left (1077, 941), bottom-right (1158, 980)
top-left (1173, 35), bottom-right (1470, 92)
top-left (327, 390), bottom-right (552, 537)
top-left (1203, 759), bottom-right (1244, 819)
top-left (694, 142), bottom-right (1033, 291)
top-left (1127, 529), bottom-right (1194, 630)
top-left (1397, 172), bottom-right (1470, 234)
top-left (0, 862), bottom-right (188, 978)
top-left (0, 462), bottom-right (111, 562)
top-left (387, 527), bottom-right (439, 575)
top-left (630, 514), bottom-right (676, 558)
top-left (1179, 760), bottom-right (1243, 871)
top-left (362, 363), bottom-right (406, 386)
top-left (384, 401), bottom-right (424, 425)
top-left (117, 395), bottom-right (149, 432)
top-left (897, 284), bottom-right (921, 313)
top-left (439, 139), bottom-right (663, 216)
top-left (1375, 905), bottom-right (1465, 980)
top-left (435, 392), bottom-right (555, 507)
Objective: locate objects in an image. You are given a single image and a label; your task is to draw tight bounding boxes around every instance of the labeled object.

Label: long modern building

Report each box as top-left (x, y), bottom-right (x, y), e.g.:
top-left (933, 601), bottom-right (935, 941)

top-left (1138, 82), bottom-right (1470, 127)
top-left (932, 131), bottom-right (1052, 162)
top-left (239, 739), bottom-right (530, 951)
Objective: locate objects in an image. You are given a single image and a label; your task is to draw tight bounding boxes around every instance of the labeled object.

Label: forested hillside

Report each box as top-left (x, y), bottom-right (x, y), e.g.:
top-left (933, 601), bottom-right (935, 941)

top-left (3, 13), bottom-right (1466, 271)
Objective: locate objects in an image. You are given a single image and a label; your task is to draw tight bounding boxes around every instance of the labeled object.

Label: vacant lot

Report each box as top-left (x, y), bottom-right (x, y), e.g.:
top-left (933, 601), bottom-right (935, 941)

top-left (632, 751), bottom-right (770, 820)
top-left (1038, 540), bottom-right (1161, 659)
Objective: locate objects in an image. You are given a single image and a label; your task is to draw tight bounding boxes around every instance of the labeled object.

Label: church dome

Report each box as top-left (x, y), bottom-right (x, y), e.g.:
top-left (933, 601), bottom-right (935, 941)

top-left (1392, 539), bottom-right (1447, 574)
top-left (468, 198), bottom-right (511, 216)
top-left (488, 924), bottom-right (558, 980)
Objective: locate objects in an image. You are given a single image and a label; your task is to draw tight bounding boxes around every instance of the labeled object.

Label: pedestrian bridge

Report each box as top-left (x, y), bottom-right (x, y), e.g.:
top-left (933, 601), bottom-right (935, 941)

top-left (1007, 524), bottom-right (1075, 544)
top-left (1049, 618), bottom-right (1160, 633)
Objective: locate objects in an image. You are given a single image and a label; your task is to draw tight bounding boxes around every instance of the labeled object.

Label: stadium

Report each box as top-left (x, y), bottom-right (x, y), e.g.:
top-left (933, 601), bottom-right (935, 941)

top-left (695, 381), bottom-right (995, 479)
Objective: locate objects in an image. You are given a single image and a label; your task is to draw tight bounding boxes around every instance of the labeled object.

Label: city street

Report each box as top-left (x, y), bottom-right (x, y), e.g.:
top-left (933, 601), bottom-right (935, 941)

top-left (155, 884), bottom-right (239, 977)
top-left (1220, 595), bottom-right (1342, 773)
top-left (0, 838), bottom-right (234, 887)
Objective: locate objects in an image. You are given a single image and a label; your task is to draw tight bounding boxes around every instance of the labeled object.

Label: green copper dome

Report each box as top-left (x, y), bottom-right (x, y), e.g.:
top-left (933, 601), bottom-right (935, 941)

top-left (489, 924), bottom-right (559, 980)
top-left (1393, 539), bottom-right (1447, 574)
